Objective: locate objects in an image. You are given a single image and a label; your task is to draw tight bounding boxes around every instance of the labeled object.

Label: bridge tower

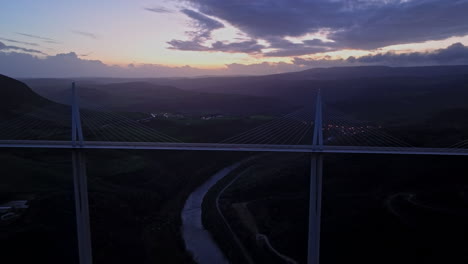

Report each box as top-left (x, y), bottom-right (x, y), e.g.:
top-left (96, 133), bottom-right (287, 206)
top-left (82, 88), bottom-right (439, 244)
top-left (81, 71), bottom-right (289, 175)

top-left (308, 89), bottom-right (323, 264)
top-left (71, 82), bottom-right (93, 264)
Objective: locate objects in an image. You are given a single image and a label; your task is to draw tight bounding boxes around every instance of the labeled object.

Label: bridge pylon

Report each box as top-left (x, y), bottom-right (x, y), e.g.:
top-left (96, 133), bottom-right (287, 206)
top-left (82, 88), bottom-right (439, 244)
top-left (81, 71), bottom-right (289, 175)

top-left (71, 82), bottom-right (93, 264)
top-left (308, 89), bottom-right (323, 264)
top-left (71, 82), bottom-right (84, 146)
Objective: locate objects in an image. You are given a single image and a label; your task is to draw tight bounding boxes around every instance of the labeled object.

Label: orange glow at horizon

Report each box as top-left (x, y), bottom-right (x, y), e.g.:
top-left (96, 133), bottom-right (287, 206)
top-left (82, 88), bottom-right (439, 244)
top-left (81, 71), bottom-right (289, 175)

top-left (92, 33), bottom-right (468, 69)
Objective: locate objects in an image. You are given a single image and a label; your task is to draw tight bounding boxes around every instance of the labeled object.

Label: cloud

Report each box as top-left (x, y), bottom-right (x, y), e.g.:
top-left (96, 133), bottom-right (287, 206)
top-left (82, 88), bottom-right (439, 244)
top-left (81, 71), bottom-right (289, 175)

top-left (294, 43), bottom-right (468, 67)
top-left (16, 32), bottom-right (58, 43)
top-left (225, 61), bottom-right (304, 75)
top-left (167, 39), bottom-right (208, 51)
top-left (72, 30), bottom-right (98, 39)
top-left (0, 49), bottom-right (300, 78)
top-left (183, 0), bottom-right (468, 53)
top-left (211, 40), bottom-right (264, 53)
top-left (167, 9), bottom-right (265, 53)
top-left (167, 9), bottom-right (266, 53)
top-left (144, 7), bottom-right (174, 13)
top-left (0, 51), bottom-right (217, 78)
top-left (43, 40), bottom-right (60, 44)
top-left (292, 57), bottom-right (350, 68)
top-left (181, 9), bottom-right (224, 39)
top-left (0, 37), bottom-right (39, 47)
top-left (78, 52), bottom-right (93, 57)
top-left (1, 43), bottom-right (468, 78)
top-left (0, 41), bottom-right (46, 55)
top-left (184, 0), bottom-right (344, 38)
top-left (331, 1), bottom-right (468, 49)
top-left (167, 39), bottom-right (264, 53)
top-left (263, 37), bottom-right (338, 57)
top-left (265, 46), bottom-right (332, 57)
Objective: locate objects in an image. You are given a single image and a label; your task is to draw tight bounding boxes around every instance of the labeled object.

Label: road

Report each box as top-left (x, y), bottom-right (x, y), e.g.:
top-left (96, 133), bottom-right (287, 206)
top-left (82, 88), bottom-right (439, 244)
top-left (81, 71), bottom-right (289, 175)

top-left (2, 140), bottom-right (468, 156)
top-left (256, 234), bottom-right (298, 264)
top-left (214, 160), bottom-right (256, 264)
top-left (215, 161), bottom-right (298, 264)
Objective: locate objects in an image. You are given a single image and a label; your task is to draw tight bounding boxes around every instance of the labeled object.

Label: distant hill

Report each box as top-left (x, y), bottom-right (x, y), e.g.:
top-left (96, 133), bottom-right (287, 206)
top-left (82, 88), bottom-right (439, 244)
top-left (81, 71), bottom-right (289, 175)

top-left (20, 65), bottom-right (468, 122)
top-left (266, 65), bottom-right (468, 80)
top-left (131, 65), bottom-right (468, 121)
top-left (0, 74), bottom-right (53, 118)
top-left (24, 80), bottom-right (293, 116)
top-left (125, 65), bottom-right (468, 91)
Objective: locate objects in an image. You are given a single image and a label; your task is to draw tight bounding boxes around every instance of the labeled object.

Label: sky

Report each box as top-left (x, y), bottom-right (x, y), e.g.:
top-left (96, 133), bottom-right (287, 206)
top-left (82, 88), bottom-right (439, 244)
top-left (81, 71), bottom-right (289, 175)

top-left (1, 0), bottom-right (468, 77)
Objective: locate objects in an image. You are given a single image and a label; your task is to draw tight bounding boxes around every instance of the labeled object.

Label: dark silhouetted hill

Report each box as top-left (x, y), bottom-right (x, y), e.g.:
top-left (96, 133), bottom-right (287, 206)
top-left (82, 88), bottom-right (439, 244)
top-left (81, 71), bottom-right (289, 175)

top-left (140, 65), bottom-right (468, 122)
top-left (266, 65), bottom-right (468, 80)
top-left (0, 74), bottom-right (53, 118)
top-left (21, 65), bottom-right (468, 121)
top-left (24, 80), bottom-right (293, 116)
top-left (139, 65), bottom-right (468, 92)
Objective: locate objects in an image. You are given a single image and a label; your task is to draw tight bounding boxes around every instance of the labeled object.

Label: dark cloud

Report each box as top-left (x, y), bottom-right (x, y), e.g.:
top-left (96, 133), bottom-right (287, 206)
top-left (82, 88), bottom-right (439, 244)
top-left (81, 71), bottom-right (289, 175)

top-left (348, 43), bottom-right (468, 65)
top-left (331, 0), bottom-right (468, 49)
top-left (254, 37), bottom-right (340, 56)
top-left (167, 39), bottom-right (265, 53)
top-left (16, 32), bottom-right (58, 43)
top-left (167, 9), bottom-right (223, 51)
top-left (72, 30), bottom-right (98, 39)
top-left (263, 37), bottom-right (338, 57)
top-left (431, 43), bottom-right (468, 63)
top-left (0, 41), bottom-right (46, 55)
top-left (167, 39), bottom-right (208, 51)
top-left (180, 9), bottom-right (224, 39)
top-left (211, 40), bottom-right (264, 53)
top-left (144, 7), bottom-right (174, 13)
top-left (168, 9), bottom-right (265, 53)
top-left (184, 0), bottom-right (468, 52)
top-left (185, 0), bottom-right (345, 38)
top-left (292, 57), bottom-right (349, 68)
top-left (302, 39), bottom-right (335, 46)
top-left (0, 37), bottom-right (39, 47)
top-left (265, 47), bottom-right (331, 57)
top-left (294, 43), bottom-right (468, 67)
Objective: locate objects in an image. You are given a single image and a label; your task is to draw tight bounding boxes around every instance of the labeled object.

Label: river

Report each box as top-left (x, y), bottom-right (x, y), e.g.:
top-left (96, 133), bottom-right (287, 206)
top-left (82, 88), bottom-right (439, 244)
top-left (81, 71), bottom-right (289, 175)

top-left (181, 162), bottom-right (244, 264)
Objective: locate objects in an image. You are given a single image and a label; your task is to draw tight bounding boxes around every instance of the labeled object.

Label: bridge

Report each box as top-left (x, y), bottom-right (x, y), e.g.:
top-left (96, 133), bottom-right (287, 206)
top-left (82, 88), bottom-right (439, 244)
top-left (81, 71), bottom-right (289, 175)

top-left (2, 140), bottom-right (468, 155)
top-left (1, 83), bottom-right (467, 264)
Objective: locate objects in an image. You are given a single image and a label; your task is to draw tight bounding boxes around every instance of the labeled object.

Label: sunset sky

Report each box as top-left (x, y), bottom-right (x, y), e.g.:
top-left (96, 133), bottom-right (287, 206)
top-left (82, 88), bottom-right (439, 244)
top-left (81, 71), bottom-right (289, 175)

top-left (1, 0), bottom-right (468, 77)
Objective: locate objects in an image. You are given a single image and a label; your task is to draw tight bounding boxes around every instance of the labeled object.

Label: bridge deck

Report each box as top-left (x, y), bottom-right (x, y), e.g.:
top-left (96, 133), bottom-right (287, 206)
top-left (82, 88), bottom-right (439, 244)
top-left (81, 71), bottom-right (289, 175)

top-left (1, 140), bottom-right (468, 156)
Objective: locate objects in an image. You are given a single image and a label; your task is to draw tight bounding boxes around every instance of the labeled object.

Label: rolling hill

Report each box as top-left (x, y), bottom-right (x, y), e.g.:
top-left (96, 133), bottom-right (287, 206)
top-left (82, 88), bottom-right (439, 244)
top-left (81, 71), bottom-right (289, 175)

top-left (0, 74), bottom-right (54, 118)
top-left (23, 80), bottom-right (294, 116)
top-left (142, 65), bottom-right (468, 122)
top-left (19, 65), bottom-right (468, 123)
top-left (126, 65), bottom-right (468, 92)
